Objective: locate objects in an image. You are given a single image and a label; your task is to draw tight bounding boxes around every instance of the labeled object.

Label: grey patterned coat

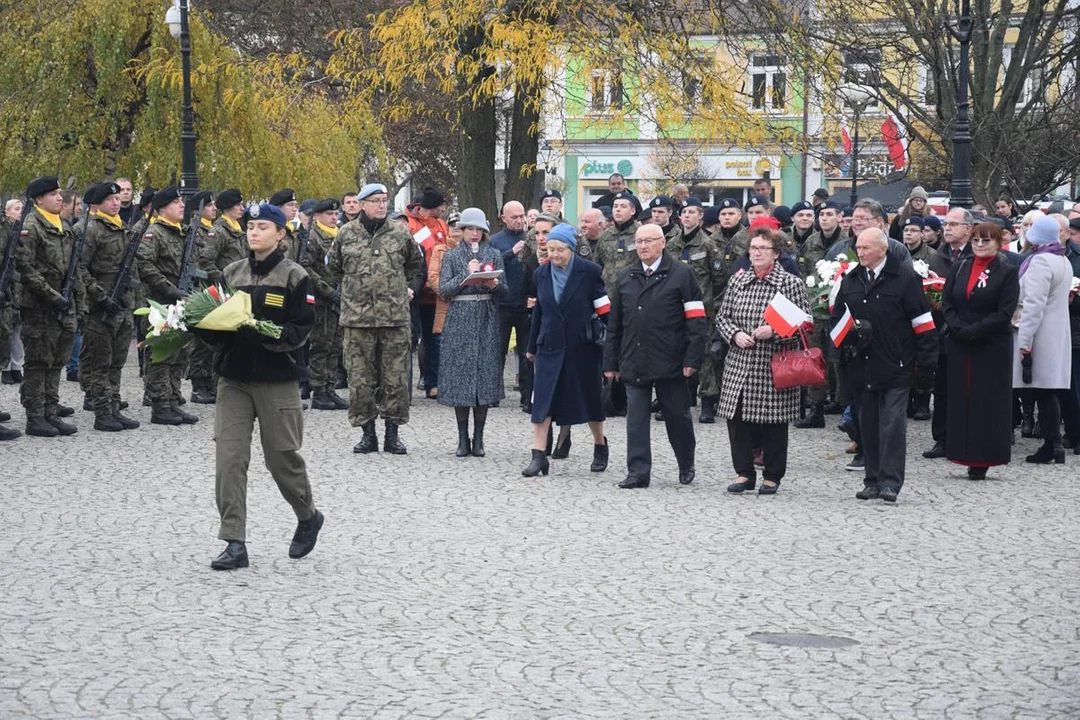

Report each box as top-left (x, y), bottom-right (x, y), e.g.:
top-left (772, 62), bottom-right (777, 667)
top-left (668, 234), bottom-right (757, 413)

top-left (437, 240), bottom-right (507, 407)
top-left (716, 263), bottom-right (811, 423)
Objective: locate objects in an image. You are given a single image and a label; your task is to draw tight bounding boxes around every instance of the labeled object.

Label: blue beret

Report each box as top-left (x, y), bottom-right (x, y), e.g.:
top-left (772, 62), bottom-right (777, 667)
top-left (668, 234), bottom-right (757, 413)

top-left (598, 205), bottom-right (613, 219)
top-left (680, 197), bottom-right (703, 208)
top-left (703, 206), bottom-right (721, 226)
top-left (542, 189), bottom-right (563, 200)
top-left (902, 216), bottom-right (924, 229)
top-left (718, 198), bottom-right (740, 211)
top-left (745, 195), bottom-right (769, 210)
top-left (922, 215), bottom-right (942, 230)
top-left (248, 203), bottom-right (287, 229)
top-left (791, 201), bottom-right (814, 215)
top-left (298, 199), bottom-right (318, 215)
top-left (820, 200), bottom-right (844, 212)
top-left (548, 222), bottom-right (577, 250)
top-left (649, 195), bottom-right (674, 209)
top-left (358, 183), bottom-right (388, 201)
top-left (842, 206), bottom-right (855, 218)
top-left (612, 191), bottom-right (642, 214)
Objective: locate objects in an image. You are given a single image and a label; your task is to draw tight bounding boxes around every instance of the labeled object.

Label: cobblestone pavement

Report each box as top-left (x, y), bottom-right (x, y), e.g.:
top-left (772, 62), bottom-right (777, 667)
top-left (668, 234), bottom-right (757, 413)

top-left (1, 352), bottom-right (1077, 719)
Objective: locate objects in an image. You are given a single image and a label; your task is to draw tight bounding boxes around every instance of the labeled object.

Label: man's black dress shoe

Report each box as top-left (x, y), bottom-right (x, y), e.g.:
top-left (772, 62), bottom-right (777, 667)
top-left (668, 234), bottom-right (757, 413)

top-left (618, 475), bottom-right (650, 489)
top-left (855, 485), bottom-right (880, 500)
top-left (289, 510), bottom-right (324, 559)
top-left (210, 541), bottom-right (249, 570)
top-left (922, 442), bottom-right (945, 459)
top-left (678, 467), bottom-right (695, 485)
top-left (879, 487), bottom-right (898, 502)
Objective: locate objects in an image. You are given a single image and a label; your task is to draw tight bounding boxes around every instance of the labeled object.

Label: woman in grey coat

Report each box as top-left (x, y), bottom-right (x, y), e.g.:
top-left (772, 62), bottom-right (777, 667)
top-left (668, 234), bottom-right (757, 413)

top-left (437, 208), bottom-right (507, 458)
top-left (1013, 214), bottom-right (1073, 464)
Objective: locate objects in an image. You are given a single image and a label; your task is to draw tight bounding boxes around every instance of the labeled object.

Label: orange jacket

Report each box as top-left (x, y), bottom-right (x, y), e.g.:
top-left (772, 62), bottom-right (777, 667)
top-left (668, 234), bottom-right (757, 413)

top-left (407, 205), bottom-right (450, 305)
top-left (427, 234), bottom-right (460, 334)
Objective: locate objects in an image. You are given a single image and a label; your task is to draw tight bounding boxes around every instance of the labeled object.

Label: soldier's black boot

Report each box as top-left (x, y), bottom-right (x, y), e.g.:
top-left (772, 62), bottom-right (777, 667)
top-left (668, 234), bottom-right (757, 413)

top-left (94, 413), bottom-right (125, 432)
top-left (0, 423), bottom-right (22, 441)
top-left (384, 422), bottom-right (408, 455)
top-left (590, 437), bottom-right (609, 472)
top-left (521, 449), bottom-right (549, 477)
top-left (83, 395), bottom-right (93, 411)
top-left (795, 403), bottom-right (826, 429)
top-left (471, 423), bottom-right (486, 457)
top-left (311, 392), bottom-right (337, 410)
top-left (113, 402), bottom-right (140, 430)
top-left (0, 410), bottom-right (10, 422)
top-left (353, 421), bottom-right (378, 454)
top-left (171, 401), bottom-right (199, 424)
top-left (0, 370), bottom-right (14, 385)
top-left (210, 541), bottom-right (249, 570)
top-left (328, 390), bottom-right (349, 410)
top-left (911, 392), bottom-right (931, 421)
top-left (151, 401), bottom-right (183, 426)
top-left (46, 415), bottom-right (77, 435)
top-left (55, 404), bottom-right (75, 418)
top-left (190, 387), bottom-right (216, 404)
top-left (289, 510), bottom-right (324, 559)
top-left (699, 396), bottom-right (718, 424)
top-left (455, 421), bottom-right (472, 457)
top-left (26, 416), bottom-right (59, 437)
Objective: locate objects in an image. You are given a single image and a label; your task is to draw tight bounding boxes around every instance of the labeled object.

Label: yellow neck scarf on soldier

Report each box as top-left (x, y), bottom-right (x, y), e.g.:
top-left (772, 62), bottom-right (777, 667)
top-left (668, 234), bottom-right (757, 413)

top-left (316, 221), bottom-right (339, 239)
top-left (153, 217), bottom-right (183, 231)
top-left (92, 210), bottom-right (123, 229)
top-left (201, 217), bottom-right (213, 229)
top-left (34, 206), bottom-right (64, 232)
top-left (222, 216), bottom-right (241, 234)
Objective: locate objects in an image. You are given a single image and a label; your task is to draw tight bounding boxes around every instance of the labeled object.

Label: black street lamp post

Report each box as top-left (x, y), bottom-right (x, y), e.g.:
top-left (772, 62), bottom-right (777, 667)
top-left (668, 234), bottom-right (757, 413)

top-left (839, 83), bottom-right (872, 208)
top-left (948, 0), bottom-right (973, 208)
top-left (166, 0), bottom-right (199, 197)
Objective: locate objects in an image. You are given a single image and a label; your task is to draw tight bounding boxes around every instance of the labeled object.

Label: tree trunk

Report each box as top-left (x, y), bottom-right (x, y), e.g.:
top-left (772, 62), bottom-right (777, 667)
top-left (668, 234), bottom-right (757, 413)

top-left (455, 24), bottom-right (497, 219)
top-left (503, 80), bottom-right (542, 209)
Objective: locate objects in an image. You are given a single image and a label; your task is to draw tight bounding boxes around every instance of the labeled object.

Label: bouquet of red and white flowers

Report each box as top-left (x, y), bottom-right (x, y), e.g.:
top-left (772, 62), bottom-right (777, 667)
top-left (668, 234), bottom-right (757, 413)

top-left (806, 251), bottom-right (857, 319)
top-left (912, 259), bottom-right (945, 306)
top-left (136, 284), bottom-right (282, 363)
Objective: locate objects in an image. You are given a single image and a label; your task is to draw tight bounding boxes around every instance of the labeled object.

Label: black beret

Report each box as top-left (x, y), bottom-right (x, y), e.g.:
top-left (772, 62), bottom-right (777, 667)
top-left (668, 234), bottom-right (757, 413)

top-left (820, 200), bottom-right (844, 212)
top-left (717, 198), bottom-right (741, 211)
top-left (813, 188), bottom-right (830, 199)
top-left (269, 188), bottom-right (297, 207)
top-left (636, 208), bottom-right (653, 222)
top-left (745, 195), bottom-right (769, 210)
top-left (216, 188), bottom-right (243, 210)
top-left (83, 182), bottom-right (121, 206)
top-left (27, 176), bottom-right (60, 200)
top-left (420, 186), bottom-right (446, 210)
top-left (598, 205), bottom-right (613, 219)
top-left (703, 206), bottom-right (721, 226)
top-left (611, 191), bottom-right (641, 214)
top-left (151, 186), bottom-right (182, 211)
top-left (791, 200), bottom-right (814, 215)
top-left (842, 206), bottom-right (855, 217)
top-left (680, 197), bottom-right (703, 208)
top-left (542, 188), bottom-right (563, 200)
top-left (190, 190), bottom-right (215, 209)
top-left (298, 199), bottom-right (318, 215)
top-left (313, 198), bottom-right (341, 214)
top-left (772, 205), bottom-right (792, 225)
top-left (137, 188), bottom-right (157, 209)
top-left (649, 195), bottom-right (674, 209)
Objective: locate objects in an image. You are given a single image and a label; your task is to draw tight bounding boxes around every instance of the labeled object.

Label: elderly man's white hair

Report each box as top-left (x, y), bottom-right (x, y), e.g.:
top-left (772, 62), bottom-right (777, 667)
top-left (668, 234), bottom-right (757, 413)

top-left (857, 227), bottom-right (889, 248)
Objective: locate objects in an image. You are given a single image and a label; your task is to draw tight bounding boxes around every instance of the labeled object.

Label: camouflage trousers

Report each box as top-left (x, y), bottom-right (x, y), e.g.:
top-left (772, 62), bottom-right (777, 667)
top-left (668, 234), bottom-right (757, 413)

top-left (0, 304), bottom-right (10, 371)
top-left (19, 308), bottom-right (76, 418)
top-left (697, 319), bottom-right (720, 398)
top-left (144, 344), bottom-right (189, 404)
top-left (343, 326), bottom-right (411, 426)
top-left (186, 338), bottom-right (217, 391)
top-left (308, 305), bottom-right (343, 392)
top-left (81, 313), bottom-right (133, 416)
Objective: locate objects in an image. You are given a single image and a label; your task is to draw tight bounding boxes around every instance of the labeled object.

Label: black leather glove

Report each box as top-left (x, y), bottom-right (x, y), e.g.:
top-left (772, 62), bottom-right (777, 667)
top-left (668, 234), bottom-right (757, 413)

top-left (236, 324), bottom-right (262, 341)
top-left (166, 288), bottom-right (186, 302)
top-left (52, 295), bottom-right (72, 314)
top-left (952, 326), bottom-right (974, 343)
top-left (99, 297), bottom-right (122, 316)
top-left (853, 319), bottom-right (873, 350)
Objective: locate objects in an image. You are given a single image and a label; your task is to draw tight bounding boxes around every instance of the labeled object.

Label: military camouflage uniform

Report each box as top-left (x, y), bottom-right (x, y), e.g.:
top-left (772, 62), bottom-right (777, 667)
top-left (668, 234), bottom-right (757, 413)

top-left (280, 224), bottom-right (304, 265)
top-left (136, 219), bottom-right (189, 410)
top-left (594, 221), bottom-right (641, 295)
top-left (206, 216), bottom-right (248, 284)
top-left (301, 222), bottom-right (343, 394)
top-left (669, 228), bottom-right (725, 399)
top-left (14, 209), bottom-right (81, 420)
top-left (326, 217), bottom-right (424, 427)
top-left (0, 219), bottom-right (15, 411)
top-left (80, 213), bottom-right (139, 418)
top-left (186, 218), bottom-right (221, 395)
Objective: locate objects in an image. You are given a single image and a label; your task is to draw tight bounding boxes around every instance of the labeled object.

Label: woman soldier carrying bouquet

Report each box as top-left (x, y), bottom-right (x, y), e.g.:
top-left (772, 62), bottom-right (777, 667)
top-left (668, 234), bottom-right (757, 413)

top-left (191, 203), bottom-right (323, 571)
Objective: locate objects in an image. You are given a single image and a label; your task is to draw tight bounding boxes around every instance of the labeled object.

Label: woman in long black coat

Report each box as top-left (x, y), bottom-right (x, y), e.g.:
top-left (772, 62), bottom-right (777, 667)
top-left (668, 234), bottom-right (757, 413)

top-left (942, 223), bottom-right (1020, 479)
top-left (522, 223), bottom-right (609, 477)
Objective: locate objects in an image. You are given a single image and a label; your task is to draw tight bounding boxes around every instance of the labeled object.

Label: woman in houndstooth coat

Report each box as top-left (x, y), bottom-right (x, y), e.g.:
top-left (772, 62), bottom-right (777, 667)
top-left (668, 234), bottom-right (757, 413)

top-left (715, 223), bottom-right (811, 495)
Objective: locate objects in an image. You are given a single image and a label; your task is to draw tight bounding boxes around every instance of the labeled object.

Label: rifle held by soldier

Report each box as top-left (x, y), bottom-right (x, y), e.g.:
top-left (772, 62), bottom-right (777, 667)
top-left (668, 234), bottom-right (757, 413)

top-left (56, 205), bottom-right (88, 321)
top-left (0, 198), bottom-right (32, 306)
top-left (177, 197), bottom-right (209, 295)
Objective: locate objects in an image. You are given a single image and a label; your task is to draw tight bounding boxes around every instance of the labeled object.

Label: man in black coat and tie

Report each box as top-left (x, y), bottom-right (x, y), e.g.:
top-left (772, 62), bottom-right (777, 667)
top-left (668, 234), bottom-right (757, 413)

top-left (604, 223), bottom-right (707, 488)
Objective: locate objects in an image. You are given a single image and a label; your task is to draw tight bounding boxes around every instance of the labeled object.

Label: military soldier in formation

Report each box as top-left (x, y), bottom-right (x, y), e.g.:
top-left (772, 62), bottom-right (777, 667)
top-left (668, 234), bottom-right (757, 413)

top-left (302, 198), bottom-right (348, 411)
top-left (207, 189), bottom-right (247, 276)
top-left (669, 197), bottom-right (725, 423)
top-left (185, 191), bottom-right (219, 404)
top-left (326, 183), bottom-right (424, 454)
top-left (269, 189), bottom-right (302, 263)
top-left (136, 187), bottom-right (199, 426)
top-left (14, 177), bottom-right (81, 437)
top-left (647, 195), bottom-right (682, 244)
top-left (789, 200), bottom-right (833, 429)
top-left (0, 197), bottom-right (22, 440)
top-left (79, 182), bottom-right (142, 432)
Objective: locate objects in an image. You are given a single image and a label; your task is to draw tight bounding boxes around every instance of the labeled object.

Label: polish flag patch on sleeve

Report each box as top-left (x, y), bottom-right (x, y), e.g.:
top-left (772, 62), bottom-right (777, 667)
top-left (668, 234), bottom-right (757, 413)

top-left (306, 293), bottom-right (316, 304)
top-left (592, 295), bottom-right (611, 315)
top-left (683, 300), bottom-right (706, 319)
top-left (911, 311), bottom-right (935, 334)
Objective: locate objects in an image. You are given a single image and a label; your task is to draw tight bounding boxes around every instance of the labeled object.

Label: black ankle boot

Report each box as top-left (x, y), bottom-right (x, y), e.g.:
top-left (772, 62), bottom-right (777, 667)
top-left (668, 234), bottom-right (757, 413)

top-left (353, 421), bottom-right (378, 454)
top-left (551, 431), bottom-right (571, 459)
top-left (455, 421), bottom-right (471, 457)
top-left (383, 422), bottom-right (407, 454)
top-left (471, 423), bottom-right (486, 457)
top-left (1026, 441), bottom-right (1065, 464)
top-left (590, 437), bottom-right (609, 472)
top-left (521, 448), bottom-right (549, 477)
top-left (1020, 412), bottom-right (1036, 438)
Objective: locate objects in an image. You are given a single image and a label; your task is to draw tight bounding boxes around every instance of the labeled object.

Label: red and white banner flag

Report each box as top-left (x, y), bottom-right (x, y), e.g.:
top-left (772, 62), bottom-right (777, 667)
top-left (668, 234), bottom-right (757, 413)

top-left (763, 292), bottom-right (810, 337)
top-left (831, 304), bottom-right (854, 347)
top-left (881, 113), bottom-right (908, 171)
top-left (841, 116), bottom-right (853, 156)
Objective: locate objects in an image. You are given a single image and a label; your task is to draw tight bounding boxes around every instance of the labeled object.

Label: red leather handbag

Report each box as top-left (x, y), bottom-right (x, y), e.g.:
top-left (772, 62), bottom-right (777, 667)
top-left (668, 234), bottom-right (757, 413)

top-left (771, 327), bottom-right (826, 390)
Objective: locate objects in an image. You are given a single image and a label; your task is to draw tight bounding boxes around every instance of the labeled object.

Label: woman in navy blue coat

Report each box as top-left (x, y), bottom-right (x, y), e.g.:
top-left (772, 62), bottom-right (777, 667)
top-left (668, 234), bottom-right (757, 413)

top-left (522, 223), bottom-right (609, 477)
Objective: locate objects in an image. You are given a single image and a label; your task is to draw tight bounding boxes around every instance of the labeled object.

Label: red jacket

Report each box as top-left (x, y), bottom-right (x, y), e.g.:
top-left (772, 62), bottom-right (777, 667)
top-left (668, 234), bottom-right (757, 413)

top-left (407, 205), bottom-right (450, 305)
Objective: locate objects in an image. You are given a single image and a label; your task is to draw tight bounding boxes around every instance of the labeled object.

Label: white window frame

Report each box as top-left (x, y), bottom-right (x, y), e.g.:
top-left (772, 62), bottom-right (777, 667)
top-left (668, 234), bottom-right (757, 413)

top-left (586, 69), bottom-right (625, 114)
top-left (749, 53), bottom-right (787, 112)
top-left (842, 51), bottom-right (881, 109)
